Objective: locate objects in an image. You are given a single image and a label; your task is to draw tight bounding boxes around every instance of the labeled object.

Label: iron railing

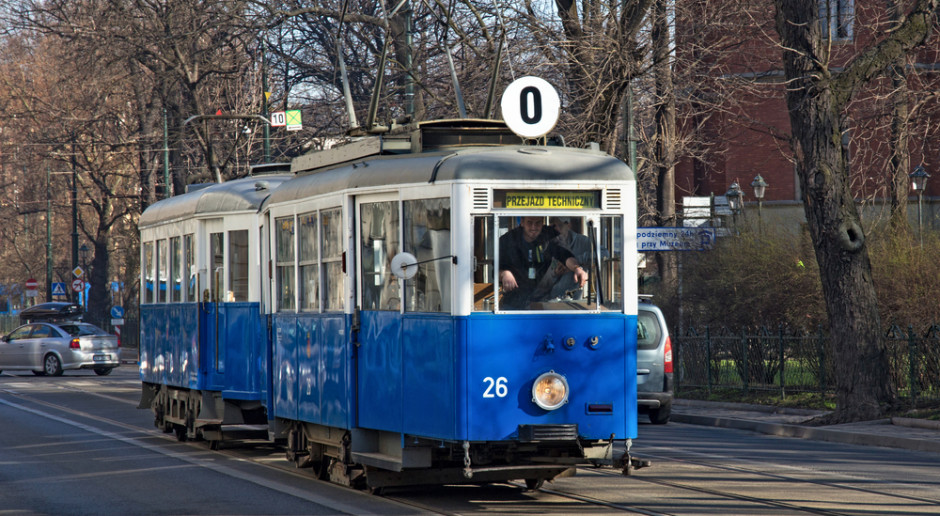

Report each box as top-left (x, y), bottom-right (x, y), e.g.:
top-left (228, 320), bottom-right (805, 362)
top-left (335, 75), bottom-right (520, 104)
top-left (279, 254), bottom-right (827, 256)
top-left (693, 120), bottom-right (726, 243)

top-left (676, 324), bottom-right (940, 404)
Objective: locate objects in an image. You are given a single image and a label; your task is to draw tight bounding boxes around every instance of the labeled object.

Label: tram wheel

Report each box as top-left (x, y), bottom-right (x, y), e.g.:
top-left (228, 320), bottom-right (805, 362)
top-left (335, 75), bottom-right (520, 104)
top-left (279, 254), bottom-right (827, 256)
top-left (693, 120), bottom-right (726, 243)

top-left (174, 424), bottom-right (187, 442)
top-left (524, 478), bottom-right (544, 491)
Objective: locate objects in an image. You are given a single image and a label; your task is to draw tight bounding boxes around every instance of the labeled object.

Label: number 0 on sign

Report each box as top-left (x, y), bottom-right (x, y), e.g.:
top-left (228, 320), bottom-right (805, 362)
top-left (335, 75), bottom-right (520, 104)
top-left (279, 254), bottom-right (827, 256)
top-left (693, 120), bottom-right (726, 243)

top-left (500, 77), bottom-right (560, 139)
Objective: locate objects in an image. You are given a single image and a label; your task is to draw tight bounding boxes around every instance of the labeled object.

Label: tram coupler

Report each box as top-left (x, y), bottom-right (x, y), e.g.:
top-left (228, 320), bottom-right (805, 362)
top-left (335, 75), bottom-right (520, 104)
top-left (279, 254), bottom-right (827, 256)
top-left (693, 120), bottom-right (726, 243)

top-left (620, 454), bottom-right (652, 476)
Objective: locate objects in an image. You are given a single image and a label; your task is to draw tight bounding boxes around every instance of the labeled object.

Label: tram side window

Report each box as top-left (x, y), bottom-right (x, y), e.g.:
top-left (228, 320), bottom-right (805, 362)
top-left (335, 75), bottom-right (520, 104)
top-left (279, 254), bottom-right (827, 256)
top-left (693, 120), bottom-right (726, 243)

top-left (298, 213), bottom-right (319, 311)
top-left (170, 236), bottom-right (182, 302)
top-left (229, 230), bottom-right (249, 302)
top-left (359, 201), bottom-right (399, 311)
top-left (276, 216), bottom-right (295, 311)
top-left (321, 208), bottom-right (344, 311)
top-left (185, 234), bottom-right (195, 302)
top-left (472, 216), bottom-right (495, 312)
top-left (210, 232), bottom-right (224, 302)
top-left (157, 239), bottom-right (168, 303)
top-left (403, 198), bottom-right (451, 313)
top-left (600, 216), bottom-right (624, 309)
top-left (143, 242), bottom-right (154, 304)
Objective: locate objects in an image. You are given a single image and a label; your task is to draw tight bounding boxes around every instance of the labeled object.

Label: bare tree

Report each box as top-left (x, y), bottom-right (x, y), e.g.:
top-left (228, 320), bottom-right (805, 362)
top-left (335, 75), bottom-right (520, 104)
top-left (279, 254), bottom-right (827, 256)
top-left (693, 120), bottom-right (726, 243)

top-left (773, 0), bottom-right (939, 421)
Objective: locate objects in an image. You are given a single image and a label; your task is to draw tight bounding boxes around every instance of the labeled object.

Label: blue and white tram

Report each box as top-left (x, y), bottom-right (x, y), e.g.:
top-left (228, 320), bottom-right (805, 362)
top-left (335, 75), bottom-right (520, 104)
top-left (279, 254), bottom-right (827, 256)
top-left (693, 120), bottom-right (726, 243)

top-left (138, 164), bottom-right (292, 443)
top-left (138, 119), bottom-right (639, 490)
top-left (261, 120), bottom-right (638, 488)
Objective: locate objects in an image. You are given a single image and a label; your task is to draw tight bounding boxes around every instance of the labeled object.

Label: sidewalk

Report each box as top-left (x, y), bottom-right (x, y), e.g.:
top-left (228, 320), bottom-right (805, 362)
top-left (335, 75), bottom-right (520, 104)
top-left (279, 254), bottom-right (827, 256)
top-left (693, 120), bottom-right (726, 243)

top-left (672, 399), bottom-right (940, 454)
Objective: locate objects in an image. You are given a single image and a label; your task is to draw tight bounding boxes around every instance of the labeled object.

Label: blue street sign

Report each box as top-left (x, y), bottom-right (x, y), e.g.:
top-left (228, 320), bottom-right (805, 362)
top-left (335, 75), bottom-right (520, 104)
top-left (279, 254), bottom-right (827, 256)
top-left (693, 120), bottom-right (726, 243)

top-left (51, 282), bottom-right (67, 296)
top-left (637, 227), bottom-right (716, 252)
top-left (110, 306), bottom-right (124, 319)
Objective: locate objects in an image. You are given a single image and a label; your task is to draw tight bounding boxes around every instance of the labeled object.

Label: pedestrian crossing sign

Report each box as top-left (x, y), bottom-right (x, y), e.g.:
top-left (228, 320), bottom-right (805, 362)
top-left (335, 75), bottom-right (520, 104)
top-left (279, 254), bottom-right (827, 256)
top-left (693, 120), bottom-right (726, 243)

top-left (51, 282), bottom-right (67, 296)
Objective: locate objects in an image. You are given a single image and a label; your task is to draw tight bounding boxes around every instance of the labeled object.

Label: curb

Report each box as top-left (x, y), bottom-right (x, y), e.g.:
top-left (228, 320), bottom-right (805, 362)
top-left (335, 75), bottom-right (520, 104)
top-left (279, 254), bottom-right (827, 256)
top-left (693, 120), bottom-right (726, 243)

top-left (672, 413), bottom-right (940, 454)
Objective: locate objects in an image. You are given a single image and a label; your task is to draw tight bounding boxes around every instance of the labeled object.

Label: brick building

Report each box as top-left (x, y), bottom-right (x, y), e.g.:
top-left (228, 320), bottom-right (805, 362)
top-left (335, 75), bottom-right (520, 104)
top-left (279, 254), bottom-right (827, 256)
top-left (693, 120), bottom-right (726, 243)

top-left (674, 0), bottom-right (939, 230)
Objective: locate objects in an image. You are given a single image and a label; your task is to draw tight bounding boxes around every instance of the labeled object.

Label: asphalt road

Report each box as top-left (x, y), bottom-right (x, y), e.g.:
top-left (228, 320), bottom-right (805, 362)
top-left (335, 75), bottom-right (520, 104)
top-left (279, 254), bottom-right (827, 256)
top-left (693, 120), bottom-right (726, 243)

top-left (3, 367), bottom-right (939, 515)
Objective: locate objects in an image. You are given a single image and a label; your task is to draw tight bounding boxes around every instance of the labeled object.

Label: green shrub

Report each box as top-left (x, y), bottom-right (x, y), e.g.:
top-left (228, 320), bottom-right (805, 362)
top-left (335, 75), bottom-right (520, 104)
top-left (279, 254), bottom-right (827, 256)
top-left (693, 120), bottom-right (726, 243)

top-left (644, 224), bottom-right (940, 330)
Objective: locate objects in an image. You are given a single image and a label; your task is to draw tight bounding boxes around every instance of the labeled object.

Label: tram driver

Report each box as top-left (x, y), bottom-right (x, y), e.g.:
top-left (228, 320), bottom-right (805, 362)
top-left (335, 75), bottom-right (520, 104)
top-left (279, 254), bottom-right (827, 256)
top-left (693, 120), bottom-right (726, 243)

top-left (498, 216), bottom-right (589, 309)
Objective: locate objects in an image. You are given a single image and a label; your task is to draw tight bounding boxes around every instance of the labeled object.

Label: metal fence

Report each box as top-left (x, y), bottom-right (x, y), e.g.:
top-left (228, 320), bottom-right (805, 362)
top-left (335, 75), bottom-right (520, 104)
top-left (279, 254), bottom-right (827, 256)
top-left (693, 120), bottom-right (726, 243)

top-left (675, 324), bottom-right (940, 404)
top-left (0, 314), bottom-right (18, 335)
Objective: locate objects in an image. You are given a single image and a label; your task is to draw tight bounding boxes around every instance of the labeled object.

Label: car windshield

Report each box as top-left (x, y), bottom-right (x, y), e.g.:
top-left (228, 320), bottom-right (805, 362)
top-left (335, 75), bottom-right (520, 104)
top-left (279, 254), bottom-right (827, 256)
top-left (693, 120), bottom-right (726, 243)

top-left (57, 323), bottom-right (106, 337)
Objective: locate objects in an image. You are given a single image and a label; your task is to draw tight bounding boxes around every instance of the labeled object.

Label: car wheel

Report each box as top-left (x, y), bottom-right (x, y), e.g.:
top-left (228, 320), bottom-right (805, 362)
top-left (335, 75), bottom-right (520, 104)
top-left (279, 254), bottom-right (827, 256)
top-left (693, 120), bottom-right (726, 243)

top-left (94, 367), bottom-right (113, 376)
top-left (649, 405), bottom-right (671, 425)
top-left (43, 354), bottom-right (63, 376)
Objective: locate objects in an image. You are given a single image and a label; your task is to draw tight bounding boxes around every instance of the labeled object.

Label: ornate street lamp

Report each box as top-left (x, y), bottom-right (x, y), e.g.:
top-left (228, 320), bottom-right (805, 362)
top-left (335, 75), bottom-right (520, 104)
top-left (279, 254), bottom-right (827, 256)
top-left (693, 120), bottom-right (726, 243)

top-left (910, 165), bottom-right (930, 245)
top-left (751, 174), bottom-right (769, 234)
top-left (725, 181), bottom-right (743, 233)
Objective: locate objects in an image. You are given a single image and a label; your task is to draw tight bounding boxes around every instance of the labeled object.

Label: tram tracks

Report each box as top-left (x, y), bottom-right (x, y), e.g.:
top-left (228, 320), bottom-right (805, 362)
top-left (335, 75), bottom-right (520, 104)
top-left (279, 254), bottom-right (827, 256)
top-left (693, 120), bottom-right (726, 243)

top-left (6, 377), bottom-right (939, 515)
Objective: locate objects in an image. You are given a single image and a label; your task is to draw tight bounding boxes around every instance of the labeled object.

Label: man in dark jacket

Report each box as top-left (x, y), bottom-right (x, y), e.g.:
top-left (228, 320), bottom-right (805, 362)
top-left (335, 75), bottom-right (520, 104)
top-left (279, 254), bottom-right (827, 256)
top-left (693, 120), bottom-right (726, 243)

top-left (499, 216), bottom-right (588, 309)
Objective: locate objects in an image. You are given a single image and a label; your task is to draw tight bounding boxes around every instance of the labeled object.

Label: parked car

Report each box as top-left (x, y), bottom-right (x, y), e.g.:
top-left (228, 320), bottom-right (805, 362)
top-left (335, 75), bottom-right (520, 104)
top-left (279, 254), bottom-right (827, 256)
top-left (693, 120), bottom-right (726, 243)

top-left (0, 321), bottom-right (120, 376)
top-left (637, 298), bottom-right (673, 424)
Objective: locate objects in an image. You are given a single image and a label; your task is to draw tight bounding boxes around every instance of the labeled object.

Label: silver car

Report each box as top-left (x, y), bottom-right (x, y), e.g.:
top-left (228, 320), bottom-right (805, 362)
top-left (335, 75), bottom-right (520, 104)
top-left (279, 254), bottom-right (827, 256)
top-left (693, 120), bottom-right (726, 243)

top-left (0, 322), bottom-right (120, 376)
top-left (637, 300), bottom-right (673, 424)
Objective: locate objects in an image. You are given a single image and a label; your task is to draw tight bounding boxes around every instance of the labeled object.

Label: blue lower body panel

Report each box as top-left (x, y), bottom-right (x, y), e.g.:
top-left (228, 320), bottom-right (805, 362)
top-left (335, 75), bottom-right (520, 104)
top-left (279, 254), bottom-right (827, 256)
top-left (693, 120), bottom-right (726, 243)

top-left (141, 302), bottom-right (268, 404)
top-left (140, 303), bottom-right (199, 389)
top-left (272, 313), bottom-right (351, 429)
top-left (352, 311), bottom-right (636, 443)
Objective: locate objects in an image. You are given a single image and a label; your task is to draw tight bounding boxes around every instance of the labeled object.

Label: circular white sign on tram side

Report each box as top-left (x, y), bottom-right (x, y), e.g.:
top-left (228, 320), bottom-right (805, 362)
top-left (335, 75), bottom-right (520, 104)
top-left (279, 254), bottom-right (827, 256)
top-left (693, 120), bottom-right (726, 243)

top-left (500, 76), bottom-right (561, 139)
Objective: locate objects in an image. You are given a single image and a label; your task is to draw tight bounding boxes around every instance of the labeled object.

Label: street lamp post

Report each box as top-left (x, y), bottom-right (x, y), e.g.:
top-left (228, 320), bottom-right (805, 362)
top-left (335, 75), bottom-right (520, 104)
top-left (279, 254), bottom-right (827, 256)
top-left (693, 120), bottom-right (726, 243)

top-left (79, 244), bottom-right (89, 310)
top-left (910, 165), bottom-right (930, 246)
top-left (750, 174), bottom-right (768, 235)
top-left (725, 181), bottom-right (743, 234)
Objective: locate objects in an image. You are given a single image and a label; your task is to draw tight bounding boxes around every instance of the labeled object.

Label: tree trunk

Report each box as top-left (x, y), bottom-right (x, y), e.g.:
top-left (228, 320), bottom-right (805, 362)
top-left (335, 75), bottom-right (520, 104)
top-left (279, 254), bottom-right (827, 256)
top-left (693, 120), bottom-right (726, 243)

top-left (653, 0), bottom-right (678, 292)
top-left (773, 0), bottom-right (939, 421)
top-left (888, 0), bottom-right (911, 230)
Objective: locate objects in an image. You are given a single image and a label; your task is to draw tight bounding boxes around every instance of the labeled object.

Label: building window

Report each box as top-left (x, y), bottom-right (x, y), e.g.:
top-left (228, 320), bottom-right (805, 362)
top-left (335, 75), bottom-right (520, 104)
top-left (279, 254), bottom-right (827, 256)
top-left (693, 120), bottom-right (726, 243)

top-left (819, 0), bottom-right (853, 41)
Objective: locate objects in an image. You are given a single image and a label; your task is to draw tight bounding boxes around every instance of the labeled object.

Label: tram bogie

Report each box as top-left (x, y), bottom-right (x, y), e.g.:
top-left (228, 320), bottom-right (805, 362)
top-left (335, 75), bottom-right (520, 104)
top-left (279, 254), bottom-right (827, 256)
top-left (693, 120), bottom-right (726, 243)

top-left (139, 116), bottom-right (639, 489)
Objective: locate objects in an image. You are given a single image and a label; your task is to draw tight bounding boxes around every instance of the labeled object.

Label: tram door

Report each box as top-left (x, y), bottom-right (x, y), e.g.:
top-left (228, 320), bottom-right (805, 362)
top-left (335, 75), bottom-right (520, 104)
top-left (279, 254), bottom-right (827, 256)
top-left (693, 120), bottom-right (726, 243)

top-left (202, 219), bottom-right (226, 386)
top-left (354, 196), bottom-right (402, 431)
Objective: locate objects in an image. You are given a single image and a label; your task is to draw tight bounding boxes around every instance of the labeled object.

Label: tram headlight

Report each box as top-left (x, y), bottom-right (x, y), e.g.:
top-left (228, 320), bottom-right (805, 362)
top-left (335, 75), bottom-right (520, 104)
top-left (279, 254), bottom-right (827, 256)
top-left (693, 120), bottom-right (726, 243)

top-left (531, 371), bottom-right (569, 411)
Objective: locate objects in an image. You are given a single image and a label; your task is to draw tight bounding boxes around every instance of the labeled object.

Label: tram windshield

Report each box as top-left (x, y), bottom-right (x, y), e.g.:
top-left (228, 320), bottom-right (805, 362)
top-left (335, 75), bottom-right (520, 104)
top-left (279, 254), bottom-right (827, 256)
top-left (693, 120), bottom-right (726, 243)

top-left (473, 214), bottom-right (623, 312)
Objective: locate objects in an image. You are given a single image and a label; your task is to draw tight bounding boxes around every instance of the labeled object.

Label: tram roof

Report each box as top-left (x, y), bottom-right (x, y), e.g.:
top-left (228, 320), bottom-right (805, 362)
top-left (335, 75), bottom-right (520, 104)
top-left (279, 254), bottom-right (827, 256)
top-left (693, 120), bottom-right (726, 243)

top-left (139, 174), bottom-right (292, 228)
top-left (267, 145), bottom-right (633, 206)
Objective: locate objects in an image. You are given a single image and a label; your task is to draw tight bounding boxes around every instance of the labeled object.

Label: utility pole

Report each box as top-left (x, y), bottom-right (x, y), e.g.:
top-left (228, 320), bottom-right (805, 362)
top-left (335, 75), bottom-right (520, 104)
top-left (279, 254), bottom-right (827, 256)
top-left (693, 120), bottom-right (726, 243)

top-left (262, 39), bottom-right (271, 163)
top-left (70, 141), bottom-right (78, 304)
top-left (163, 108), bottom-right (171, 198)
top-left (46, 166), bottom-right (52, 301)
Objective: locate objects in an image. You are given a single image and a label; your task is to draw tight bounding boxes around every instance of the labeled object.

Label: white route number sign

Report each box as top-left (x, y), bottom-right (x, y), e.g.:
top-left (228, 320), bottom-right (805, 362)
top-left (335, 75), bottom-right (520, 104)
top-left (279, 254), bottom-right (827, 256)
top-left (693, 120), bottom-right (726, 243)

top-left (270, 111), bottom-right (287, 127)
top-left (500, 77), bottom-right (561, 139)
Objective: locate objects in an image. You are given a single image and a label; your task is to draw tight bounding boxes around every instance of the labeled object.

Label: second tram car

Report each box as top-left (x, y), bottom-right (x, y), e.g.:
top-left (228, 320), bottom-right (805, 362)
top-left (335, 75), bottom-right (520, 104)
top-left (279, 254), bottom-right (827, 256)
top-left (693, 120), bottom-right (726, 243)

top-left (139, 118), bottom-right (639, 490)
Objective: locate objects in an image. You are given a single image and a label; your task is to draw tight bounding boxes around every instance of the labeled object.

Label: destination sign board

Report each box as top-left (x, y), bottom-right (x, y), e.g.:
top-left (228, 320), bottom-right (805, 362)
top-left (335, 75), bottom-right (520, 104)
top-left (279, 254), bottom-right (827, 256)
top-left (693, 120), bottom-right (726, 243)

top-left (501, 191), bottom-right (598, 210)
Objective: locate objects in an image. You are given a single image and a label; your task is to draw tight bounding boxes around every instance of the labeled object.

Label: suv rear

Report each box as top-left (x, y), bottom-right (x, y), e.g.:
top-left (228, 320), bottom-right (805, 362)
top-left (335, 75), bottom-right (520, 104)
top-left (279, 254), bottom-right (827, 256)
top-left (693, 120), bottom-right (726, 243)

top-left (637, 299), bottom-right (673, 424)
